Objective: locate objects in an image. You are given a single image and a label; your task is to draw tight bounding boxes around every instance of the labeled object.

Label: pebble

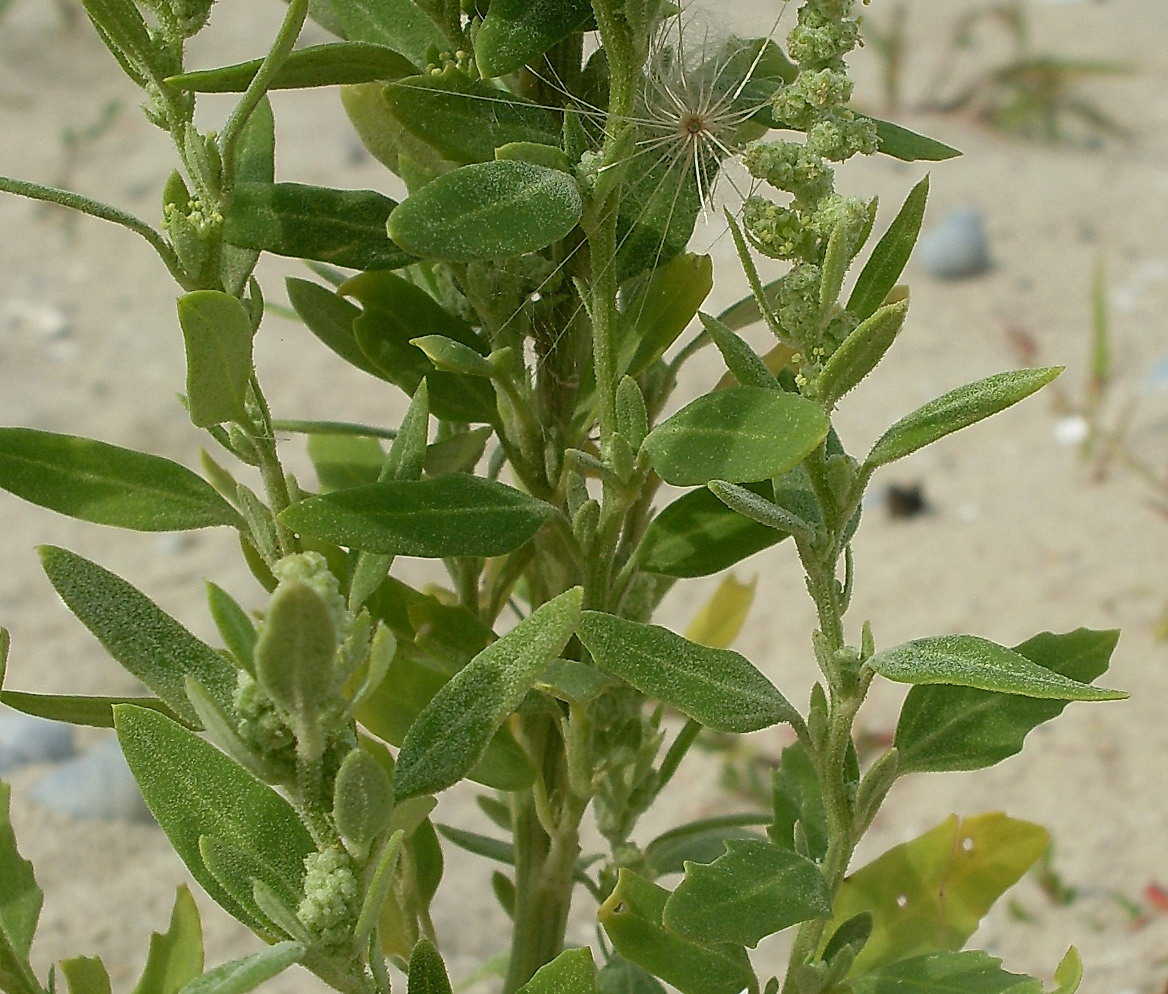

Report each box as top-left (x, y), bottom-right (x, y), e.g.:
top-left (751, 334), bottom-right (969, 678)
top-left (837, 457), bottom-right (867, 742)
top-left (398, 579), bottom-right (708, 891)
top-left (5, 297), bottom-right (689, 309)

top-left (2, 299), bottom-right (69, 340)
top-left (918, 208), bottom-right (992, 280)
top-left (1054, 415), bottom-right (1090, 446)
top-left (0, 711), bottom-right (76, 773)
top-left (30, 739), bottom-right (153, 823)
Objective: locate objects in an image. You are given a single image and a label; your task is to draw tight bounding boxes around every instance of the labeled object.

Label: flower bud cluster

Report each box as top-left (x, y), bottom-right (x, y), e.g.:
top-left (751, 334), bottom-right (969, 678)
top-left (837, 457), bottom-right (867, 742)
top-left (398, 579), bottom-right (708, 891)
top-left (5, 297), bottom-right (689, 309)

top-left (297, 846), bottom-right (360, 948)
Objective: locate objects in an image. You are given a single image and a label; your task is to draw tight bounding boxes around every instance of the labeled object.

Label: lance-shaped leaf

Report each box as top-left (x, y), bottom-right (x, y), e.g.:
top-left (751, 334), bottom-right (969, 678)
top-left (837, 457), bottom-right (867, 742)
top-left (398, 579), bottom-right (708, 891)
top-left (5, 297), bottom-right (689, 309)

top-left (175, 943), bottom-right (304, 994)
top-left (114, 706), bottom-right (315, 931)
top-left (624, 254), bottom-right (714, 376)
top-left (386, 68), bottom-right (561, 164)
top-left (206, 583), bottom-right (257, 675)
top-left (644, 387), bottom-right (829, 487)
top-left (663, 839), bottom-right (830, 947)
top-left (817, 299), bottom-right (909, 407)
top-left (600, 870), bottom-right (755, 994)
top-left (0, 690), bottom-right (177, 729)
top-left (0, 782), bottom-right (42, 994)
top-left (868, 118), bottom-right (961, 163)
top-left (476, 0), bottom-right (594, 77)
top-left (895, 629), bottom-right (1120, 774)
top-left (865, 368), bottom-right (1062, 468)
top-left (40, 546), bottom-right (237, 727)
top-left (281, 474), bottom-right (556, 558)
top-left (167, 42), bottom-right (415, 92)
top-left (132, 886), bottom-right (203, 994)
top-left (867, 634), bottom-right (1126, 701)
top-left (330, 0), bottom-right (444, 65)
top-left (285, 278), bottom-right (385, 381)
top-left (178, 291), bottom-right (254, 429)
top-left (577, 612), bottom-right (798, 733)
top-left (849, 951), bottom-right (1041, 994)
top-left (394, 587), bottom-right (582, 800)
top-left (848, 175), bottom-right (929, 321)
top-left (638, 484), bottom-right (786, 578)
top-left (407, 939), bottom-right (452, 994)
top-left (0, 429), bottom-right (238, 531)
top-left (684, 574), bottom-right (756, 650)
top-left (516, 949), bottom-right (597, 994)
top-left (225, 183), bottom-right (412, 271)
top-left (387, 160), bottom-right (583, 262)
top-left (826, 813), bottom-right (1050, 973)
top-left (700, 313), bottom-right (779, 391)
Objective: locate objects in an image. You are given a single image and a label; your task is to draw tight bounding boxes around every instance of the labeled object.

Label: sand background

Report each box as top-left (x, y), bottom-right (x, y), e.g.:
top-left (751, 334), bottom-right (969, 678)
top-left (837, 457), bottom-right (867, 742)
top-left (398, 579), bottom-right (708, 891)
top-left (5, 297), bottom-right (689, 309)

top-left (1, 0), bottom-right (1166, 990)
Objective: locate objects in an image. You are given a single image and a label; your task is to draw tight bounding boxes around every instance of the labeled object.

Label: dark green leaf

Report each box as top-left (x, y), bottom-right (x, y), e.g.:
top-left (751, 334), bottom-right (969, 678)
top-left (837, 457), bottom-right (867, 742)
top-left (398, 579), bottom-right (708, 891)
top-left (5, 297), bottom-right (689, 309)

top-left (895, 629), bottom-right (1120, 774)
top-left (40, 547), bottom-right (237, 727)
top-left (700, 313), bottom-right (779, 390)
top-left (639, 483), bottom-right (786, 578)
top-left (285, 278), bottom-right (385, 380)
top-left (0, 429), bottom-right (238, 531)
top-left (131, 886), bottom-right (204, 994)
top-left (308, 434), bottom-right (385, 492)
top-left (848, 175), bottom-right (929, 321)
top-left (407, 938), bottom-right (451, 994)
top-left (868, 634), bottom-right (1126, 701)
top-left (624, 254), bottom-right (713, 375)
top-left (643, 814), bottom-right (768, 879)
top-left (0, 690), bottom-right (177, 729)
top-left (476, 0), bottom-right (593, 77)
top-left (177, 291), bottom-right (254, 428)
top-left (175, 944), bottom-right (304, 994)
top-left (616, 144), bottom-right (703, 280)
top-left (663, 839), bottom-right (830, 947)
top-left (596, 959), bottom-right (665, 994)
top-left (644, 386), bottom-right (829, 486)
top-left (394, 588), bottom-right (582, 800)
top-left (225, 183), bottom-right (412, 271)
top-left (866, 368), bottom-right (1062, 468)
top-left (849, 951), bottom-right (1040, 994)
top-left (387, 160), bottom-right (582, 262)
top-left (423, 427), bottom-right (492, 476)
top-left (115, 706), bottom-right (315, 931)
top-left (818, 299), bottom-right (909, 406)
top-left (516, 949), bottom-right (596, 994)
top-left (167, 43), bottom-right (416, 92)
top-left (329, 0), bottom-right (444, 66)
top-left (600, 870), bottom-right (755, 994)
top-left (281, 475), bottom-right (556, 558)
top-left (386, 68), bottom-right (561, 164)
top-left (206, 582), bottom-right (257, 675)
top-left (578, 612), bottom-right (798, 733)
top-left (868, 118), bottom-right (962, 163)
top-left (0, 781), bottom-right (42, 994)
top-left (769, 741), bottom-right (828, 861)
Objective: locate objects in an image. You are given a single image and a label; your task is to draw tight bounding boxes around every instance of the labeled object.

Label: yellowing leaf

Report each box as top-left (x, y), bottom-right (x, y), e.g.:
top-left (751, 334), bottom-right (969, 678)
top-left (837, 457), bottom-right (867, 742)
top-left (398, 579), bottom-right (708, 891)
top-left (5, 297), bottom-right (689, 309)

top-left (684, 575), bottom-right (757, 650)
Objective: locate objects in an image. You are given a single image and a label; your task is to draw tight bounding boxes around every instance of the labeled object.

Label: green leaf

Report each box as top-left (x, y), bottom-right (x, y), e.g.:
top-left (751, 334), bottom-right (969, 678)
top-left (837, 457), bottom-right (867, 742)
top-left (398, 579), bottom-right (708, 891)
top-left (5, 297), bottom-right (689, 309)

top-left (424, 427), bottom-right (492, 476)
top-left (308, 433), bottom-right (385, 492)
top-left (516, 949), bottom-right (596, 994)
top-left (700, 313), bottom-right (779, 391)
top-left (596, 958), bottom-right (664, 994)
top-left (642, 814), bottom-right (769, 879)
top-left (115, 706), bottom-right (315, 931)
top-left (225, 183), bottom-right (411, 271)
top-left (40, 546), bottom-right (237, 727)
top-left (624, 254), bottom-right (714, 376)
top-left (495, 141), bottom-right (573, 173)
top-left (643, 386), bottom-right (829, 486)
top-left (476, 0), bottom-right (593, 77)
top-left (818, 299), bottom-right (909, 407)
top-left (407, 938), bottom-right (451, 994)
top-left (707, 481), bottom-right (816, 545)
top-left (0, 782), bottom-right (43, 994)
top-left (0, 428), bottom-right (238, 531)
top-left (615, 143), bottom-right (703, 280)
top-left (663, 840), bottom-right (829, 947)
top-left (868, 118), bottom-right (962, 163)
top-left (177, 291), bottom-right (254, 428)
top-left (132, 886), bottom-right (204, 994)
top-left (167, 42), bottom-right (416, 92)
top-left (333, 747), bottom-right (393, 858)
top-left (683, 574), bottom-right (757, 650)
top-left (329, 0), bottom-right (444, 66)
top-left (849, 951), bottom-right (1040, 994)
top-left (175, 943), bottom-right (304, 994)
top-left (577, 611), bottom-right (798, 733)
top-left (1048, 948), bottom-right (1082, 994)
top-left (768, 741), bottom-right (828, 861)
top-left (600, 869), bottom-right (755, 994)
top-left (867, 633), bottom-right (1126, 701)
top-left (865, 368), bottom-right (1062, 468)
top-left (0, 690), bottom-right (177, 729)
top-left (386, 68), bottom-right (561, 164)
top-left (206, 583), bottom-right (257, 674)
top-left (285, 278), bottom-right (385, 381)
top-left (638, 483), bottom-right (786, 579)
top-left (826, 813), bottom-right (1050, 973)
top-left (387, 160), bottom-right (582, 262)
top-left (394, 587), bottom-right (582, 800)
top-left (61, 958), bottom-right (111, 994)
top-left (848, 175), bottom-right (929, 321)
top-left (894, 629), bottom-right (1120, 774)
top-left (281, 475), bottom-right (556, 558)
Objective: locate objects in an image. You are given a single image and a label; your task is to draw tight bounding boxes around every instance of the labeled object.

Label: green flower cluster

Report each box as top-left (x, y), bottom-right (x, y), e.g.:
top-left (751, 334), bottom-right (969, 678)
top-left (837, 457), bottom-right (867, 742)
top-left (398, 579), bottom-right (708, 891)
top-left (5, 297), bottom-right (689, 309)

top-left (298, 846), bottom-right (361, 948)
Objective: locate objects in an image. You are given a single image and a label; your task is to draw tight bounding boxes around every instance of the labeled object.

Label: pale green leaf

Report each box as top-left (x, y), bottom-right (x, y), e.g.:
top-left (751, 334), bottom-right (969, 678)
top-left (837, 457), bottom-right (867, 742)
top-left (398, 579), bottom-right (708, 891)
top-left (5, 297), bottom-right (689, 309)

top-left (849, 950), bottom-right (1039, 994)
top-left (0, 782), bottom-right (42, 994)
top-left (175, 943), bottom-right (303, 994)
top-left (61, 958), bottom-right (110, 994)
top-left (515, 949), bottom-right (596, 994)
top-left (132, 887), bottom-right (204, 994)
top-left (177, 291), bottom-right (254, 429)
top-left (683, 574), bottom-right (757, 650)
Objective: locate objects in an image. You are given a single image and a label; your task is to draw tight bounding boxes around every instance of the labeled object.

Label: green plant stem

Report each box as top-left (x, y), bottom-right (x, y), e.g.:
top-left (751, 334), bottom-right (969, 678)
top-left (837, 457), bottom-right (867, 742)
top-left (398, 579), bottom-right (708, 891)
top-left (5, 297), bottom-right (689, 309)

top-left (247, 376), bottom-right (298, 557)
top-left (0, 176), bottom-right (194, 290)
top-left (217, 0), bottom-right (308, 201)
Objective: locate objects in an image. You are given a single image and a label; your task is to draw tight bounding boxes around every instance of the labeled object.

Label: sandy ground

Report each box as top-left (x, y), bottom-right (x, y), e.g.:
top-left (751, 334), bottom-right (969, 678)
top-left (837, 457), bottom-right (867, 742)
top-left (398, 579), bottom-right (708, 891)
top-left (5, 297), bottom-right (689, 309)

top-left (1, 0), bottom-right (1167, 991)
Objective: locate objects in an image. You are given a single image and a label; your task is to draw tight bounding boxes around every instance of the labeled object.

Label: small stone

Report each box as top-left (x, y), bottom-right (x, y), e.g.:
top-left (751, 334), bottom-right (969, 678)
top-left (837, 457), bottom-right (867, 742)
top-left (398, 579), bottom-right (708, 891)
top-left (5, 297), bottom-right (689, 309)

top-left (1054, 415), bottom-right (1090, 447)
top-left (918, 208), bottom-right (991, 280)
top-left (0, 711), bottom-right (76, 773)
top-left (2, 299), bottom-right (69, 340)
top-left (30, 739), bottom-right (153, 823)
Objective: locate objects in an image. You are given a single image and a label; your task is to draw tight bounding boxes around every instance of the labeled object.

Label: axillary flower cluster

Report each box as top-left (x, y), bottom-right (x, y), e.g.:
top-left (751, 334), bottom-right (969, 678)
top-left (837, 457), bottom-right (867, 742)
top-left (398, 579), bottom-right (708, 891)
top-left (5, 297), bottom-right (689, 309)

top-left (740, 0), bottom-right (879, 388)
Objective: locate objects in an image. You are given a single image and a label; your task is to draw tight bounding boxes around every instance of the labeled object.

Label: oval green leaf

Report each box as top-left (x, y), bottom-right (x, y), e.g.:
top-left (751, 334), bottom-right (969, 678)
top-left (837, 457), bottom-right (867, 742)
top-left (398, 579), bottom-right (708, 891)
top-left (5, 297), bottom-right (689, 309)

top-left (0, 428), bottom-right (238, 531)
top-left (644, 387), bottom-right (829, 487)
top-left (577, 611), bottom-right (798, 733)
top-left (476, 0), bottom-right (594, 78)
top-left (868, 633), bottom-right (1126, 701)
top-left (387, 160), bottom-right (583, 262)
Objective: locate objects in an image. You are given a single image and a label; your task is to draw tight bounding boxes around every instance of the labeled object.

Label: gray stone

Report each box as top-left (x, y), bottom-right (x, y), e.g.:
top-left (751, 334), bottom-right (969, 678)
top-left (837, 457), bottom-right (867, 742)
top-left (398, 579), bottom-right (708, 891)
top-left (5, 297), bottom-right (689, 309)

top-left (31, 739), bottom-right (153, 823)
top-left (918, 208), bottom-right (992, 280)
top-left (0, 711), bottom-right (75, 773)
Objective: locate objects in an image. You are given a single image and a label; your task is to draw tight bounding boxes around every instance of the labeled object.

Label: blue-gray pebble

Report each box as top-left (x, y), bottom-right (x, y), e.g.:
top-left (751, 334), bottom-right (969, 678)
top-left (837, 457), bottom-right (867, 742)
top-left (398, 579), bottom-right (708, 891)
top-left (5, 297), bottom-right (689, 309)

top-left (919, 208), bottom-right (991, 280)
top-left (31, 739), bottom-right (153, 823)
top-left (0, 711), bottom-right (75, 773)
